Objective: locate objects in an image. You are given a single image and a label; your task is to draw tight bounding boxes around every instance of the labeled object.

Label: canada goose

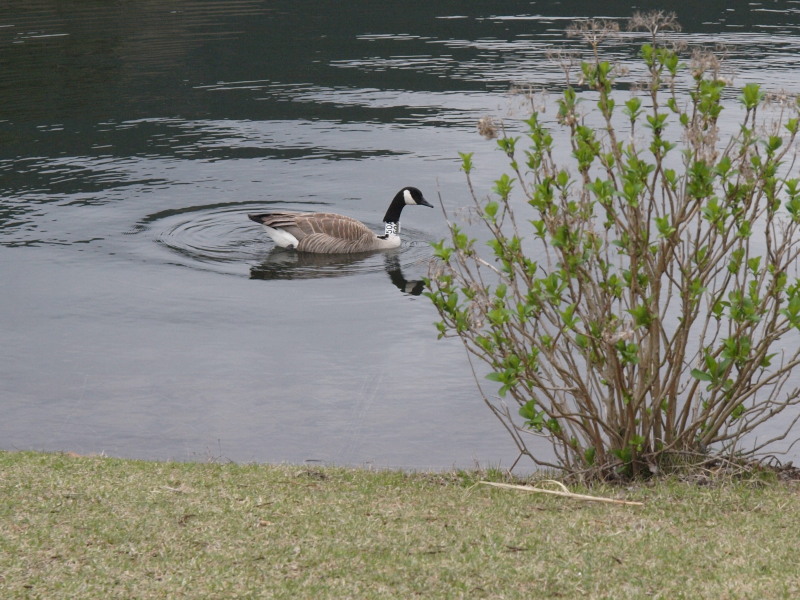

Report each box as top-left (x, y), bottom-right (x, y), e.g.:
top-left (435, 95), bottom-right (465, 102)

top-left (248, 187), bottom-right (432, 254)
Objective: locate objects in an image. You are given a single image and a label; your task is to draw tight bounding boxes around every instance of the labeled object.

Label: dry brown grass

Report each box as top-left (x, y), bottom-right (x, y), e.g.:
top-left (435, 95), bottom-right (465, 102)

top-left (2, 451), bottom-right (800, 598)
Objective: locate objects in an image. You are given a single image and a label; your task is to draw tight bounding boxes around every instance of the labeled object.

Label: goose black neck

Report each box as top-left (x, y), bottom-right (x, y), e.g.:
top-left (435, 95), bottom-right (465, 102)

top-left (382, 191), bottom-right (407, 224)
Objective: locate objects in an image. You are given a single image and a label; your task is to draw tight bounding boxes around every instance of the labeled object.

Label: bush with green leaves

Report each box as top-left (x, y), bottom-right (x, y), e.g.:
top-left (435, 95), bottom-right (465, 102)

top-left (426, 13), bottom-right (800, 478)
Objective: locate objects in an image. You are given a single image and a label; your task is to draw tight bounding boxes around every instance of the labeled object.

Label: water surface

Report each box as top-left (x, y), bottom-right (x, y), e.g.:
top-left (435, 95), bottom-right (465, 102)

top-left (3, 1), bottom-right (800, 468)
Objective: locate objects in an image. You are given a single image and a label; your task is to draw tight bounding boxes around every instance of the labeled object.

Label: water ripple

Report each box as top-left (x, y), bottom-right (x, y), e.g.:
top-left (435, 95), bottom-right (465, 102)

top-left (132, 203), bottom-right (433, 293)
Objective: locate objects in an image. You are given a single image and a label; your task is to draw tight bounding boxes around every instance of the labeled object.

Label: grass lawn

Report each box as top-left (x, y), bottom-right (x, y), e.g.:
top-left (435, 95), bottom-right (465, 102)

top-left (1, 451), bottom-right (799, 599)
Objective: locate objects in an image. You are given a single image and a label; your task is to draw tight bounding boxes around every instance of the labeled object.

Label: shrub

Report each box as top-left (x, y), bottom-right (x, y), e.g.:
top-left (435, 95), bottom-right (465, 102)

top-left (426, 13), bottom-right (800, 479)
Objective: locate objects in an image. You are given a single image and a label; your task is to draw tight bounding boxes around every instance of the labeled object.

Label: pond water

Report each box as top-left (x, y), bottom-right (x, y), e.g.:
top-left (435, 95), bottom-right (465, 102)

top-left (3, 1), bottom-right (800, 469)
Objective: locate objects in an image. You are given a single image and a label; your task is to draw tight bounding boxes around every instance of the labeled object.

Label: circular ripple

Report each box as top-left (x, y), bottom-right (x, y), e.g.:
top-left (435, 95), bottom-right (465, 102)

top-left (133, 203), bottom-right (434, 288)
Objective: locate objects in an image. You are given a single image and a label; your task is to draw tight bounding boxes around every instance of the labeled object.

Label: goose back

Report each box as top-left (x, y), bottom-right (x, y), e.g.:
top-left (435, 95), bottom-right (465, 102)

top-left (249, 211), bottom-right (398, 253)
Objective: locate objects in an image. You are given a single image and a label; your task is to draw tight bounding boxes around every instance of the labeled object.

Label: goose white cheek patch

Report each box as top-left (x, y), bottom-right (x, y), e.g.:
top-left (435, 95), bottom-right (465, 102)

top-left (404, 189), bottom-right (414, 205)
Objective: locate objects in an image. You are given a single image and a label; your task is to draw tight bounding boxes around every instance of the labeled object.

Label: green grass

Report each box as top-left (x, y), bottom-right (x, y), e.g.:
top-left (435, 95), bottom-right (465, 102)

top-left (1, 451), bottom-right (799, 599)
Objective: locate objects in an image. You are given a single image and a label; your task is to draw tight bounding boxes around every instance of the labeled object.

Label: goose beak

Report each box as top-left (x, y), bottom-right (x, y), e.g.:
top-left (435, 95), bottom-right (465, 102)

top-left (419, 197), bottom-right (434, 208)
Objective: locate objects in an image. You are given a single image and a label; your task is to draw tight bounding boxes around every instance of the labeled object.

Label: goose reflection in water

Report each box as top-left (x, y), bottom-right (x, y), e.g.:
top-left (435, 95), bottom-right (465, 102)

top-left (249, 249), bottom-right (426, 296)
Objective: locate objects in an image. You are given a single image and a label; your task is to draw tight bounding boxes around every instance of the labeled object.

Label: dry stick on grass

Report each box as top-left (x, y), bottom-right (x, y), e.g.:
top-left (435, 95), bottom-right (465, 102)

top-left (478, 480), bottom-right (645, 506)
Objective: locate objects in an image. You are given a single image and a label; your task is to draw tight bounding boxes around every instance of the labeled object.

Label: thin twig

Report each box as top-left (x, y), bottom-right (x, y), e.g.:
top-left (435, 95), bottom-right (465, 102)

top-left (477, 481), bottom-right (644, 506)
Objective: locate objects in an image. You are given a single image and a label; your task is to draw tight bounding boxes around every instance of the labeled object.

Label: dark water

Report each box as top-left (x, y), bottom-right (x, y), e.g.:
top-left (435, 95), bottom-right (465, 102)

top-left (3, 1), bottom-right (800, 468)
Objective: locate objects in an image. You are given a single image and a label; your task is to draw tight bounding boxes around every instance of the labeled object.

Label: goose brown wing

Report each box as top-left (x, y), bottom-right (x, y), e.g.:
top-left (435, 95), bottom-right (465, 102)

top-left (293, 212), bottom-right (375, 239)
top-left (293, 213), bottom-right (378, 253)
top-left (296, 231), bottom-right (376, 253)
top-left (251, 211), bottom-right (380, 253)
top-left (251, 212), bottom-right (308, 240)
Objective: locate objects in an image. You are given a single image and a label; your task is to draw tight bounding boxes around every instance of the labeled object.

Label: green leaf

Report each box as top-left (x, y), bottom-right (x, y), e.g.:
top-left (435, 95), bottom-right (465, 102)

top-left (627, 304), bottom-right (653, 328)
top-left (518, 400), bottom-right (545, 431)
top-left (740, 83), bottom-right (764, 110)
top-left (691, 368), bottom-right (714, 382)
top-left (624, 97), bottom-right (642, 121)
top-left (730, 403), bottom-right (745, 420)
top-left (458, 152), bottom-right (474, 174)
top-left (493, 174), bottom-right (515, 200)
top-left (430, 240), bottom-right (453, 261)
top-left (655, 214), bottom-right (675, 237)
top-left (629, 435), bottom-right (645, 452)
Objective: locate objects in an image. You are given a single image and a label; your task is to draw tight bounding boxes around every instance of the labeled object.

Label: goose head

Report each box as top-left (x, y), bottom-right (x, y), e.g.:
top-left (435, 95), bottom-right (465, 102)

top-left (383, 187), bottom-right (433, 224)
top-left (401, 186), bottom-right (433, 208)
